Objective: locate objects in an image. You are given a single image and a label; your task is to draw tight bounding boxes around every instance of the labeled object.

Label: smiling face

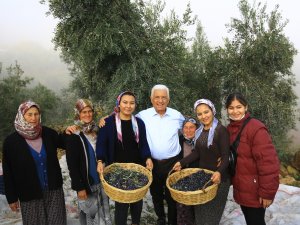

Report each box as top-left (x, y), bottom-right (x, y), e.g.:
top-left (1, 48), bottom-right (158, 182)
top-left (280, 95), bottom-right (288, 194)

top-left (227, 99), bottom-right (248, 121)
top-left (196, 104), bottom-right (214, 129)
top-left (151, 89), bottom-right (170, 115)
top-left (79, 106), bottom-right (93, 124)
top-left (183, 121), bottom-right (197, 139)
top-left (24, 107), bottom-right (40, 126)
top-left (119, 94), bottom-right (136, 119)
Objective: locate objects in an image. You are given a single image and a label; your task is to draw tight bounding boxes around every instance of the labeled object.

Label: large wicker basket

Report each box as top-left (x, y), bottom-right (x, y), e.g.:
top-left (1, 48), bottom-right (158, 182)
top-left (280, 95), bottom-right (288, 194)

top-left (100, 163), bottom-right (152, 203)
top-left (166, 168), bottom-right (218, 205)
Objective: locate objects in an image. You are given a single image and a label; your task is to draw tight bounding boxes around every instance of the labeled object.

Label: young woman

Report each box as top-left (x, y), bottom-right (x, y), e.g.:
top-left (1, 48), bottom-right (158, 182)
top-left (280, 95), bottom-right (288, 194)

top-left (225, 92), bottom-right (279, 225)
top-left (173, 99), bottom-right (230, 225)
top-left (2, 101), bottom-right (66, 225)
top-left (65, 99), bottom-right (112, 225)
top-left (96, 91), bottom-right (153, 225)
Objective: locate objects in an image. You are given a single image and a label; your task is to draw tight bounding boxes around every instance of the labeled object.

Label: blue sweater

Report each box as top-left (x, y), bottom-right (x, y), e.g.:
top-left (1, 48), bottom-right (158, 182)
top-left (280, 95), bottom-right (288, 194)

top-left (96, 115), bottom-right (151, 165)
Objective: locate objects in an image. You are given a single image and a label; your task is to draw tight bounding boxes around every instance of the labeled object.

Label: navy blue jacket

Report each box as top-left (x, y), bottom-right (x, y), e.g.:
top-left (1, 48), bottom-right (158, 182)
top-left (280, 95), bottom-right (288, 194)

top-left (96, 115), bottom-right (151, 165)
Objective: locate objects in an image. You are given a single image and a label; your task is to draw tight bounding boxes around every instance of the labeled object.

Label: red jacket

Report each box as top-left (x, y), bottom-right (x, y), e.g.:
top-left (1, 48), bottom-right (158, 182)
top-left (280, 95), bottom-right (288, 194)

top-left (227, 113), bottom-right (279, 208)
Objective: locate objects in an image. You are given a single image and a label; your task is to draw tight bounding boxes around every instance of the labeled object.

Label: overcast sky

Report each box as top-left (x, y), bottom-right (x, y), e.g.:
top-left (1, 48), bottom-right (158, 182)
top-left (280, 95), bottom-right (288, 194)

top-left (0, 0), bottom-right (299, 91)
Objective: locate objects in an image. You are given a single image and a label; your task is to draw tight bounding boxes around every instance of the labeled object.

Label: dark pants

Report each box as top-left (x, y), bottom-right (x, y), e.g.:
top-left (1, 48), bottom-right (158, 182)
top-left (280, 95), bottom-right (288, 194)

top-left (114, 200), bottom-right (143, 225)
top-left (150, 155), bottom-right (180, 225)
top-left (240, 205), bottom-right (266, 225)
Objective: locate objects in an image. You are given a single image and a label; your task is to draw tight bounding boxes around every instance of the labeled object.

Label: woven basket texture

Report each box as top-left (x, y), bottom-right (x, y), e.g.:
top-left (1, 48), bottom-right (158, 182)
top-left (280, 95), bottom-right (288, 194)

top-left (166, 168), bottom-right (218, 205)
top-left (100, 163), bottom-right (152, 203)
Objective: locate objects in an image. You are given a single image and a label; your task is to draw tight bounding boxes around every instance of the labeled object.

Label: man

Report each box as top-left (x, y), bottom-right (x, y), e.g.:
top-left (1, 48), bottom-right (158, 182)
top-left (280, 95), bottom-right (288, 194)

top-left (137, 84), bottom-right (184, 225)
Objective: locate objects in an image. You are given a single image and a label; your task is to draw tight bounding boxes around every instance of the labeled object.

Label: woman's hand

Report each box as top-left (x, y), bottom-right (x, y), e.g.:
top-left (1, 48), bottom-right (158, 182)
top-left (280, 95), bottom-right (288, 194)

top-left (172, 162), bottom-right (182, 171)
top-left (97, 161), bottom-right (104, 174)
top-left (259, 197), bottom-right (273, 208)
top-left (9, 201), bottom-right (19, 212)
top-left (98, 115), bottom-right (109, 128)
top-left (65, 125), bottom-right (79, 135)
top-left (146, 158), bottom-right (153, 170)
top-left (211, 171), bottom-right (221, 184)
top-left (77, 190), bottom-right (88, 200)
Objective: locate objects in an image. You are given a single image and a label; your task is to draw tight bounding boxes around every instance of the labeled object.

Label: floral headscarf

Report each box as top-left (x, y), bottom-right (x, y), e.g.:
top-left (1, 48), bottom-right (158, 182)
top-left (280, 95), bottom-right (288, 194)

top-left (193, 99), bottom-right (219, 148)
top-left (14, 100), bottom-right (42, 140)
top-left (114, 91), bottom-right (139, 143)
top-left (74, 99), bottom-right (98, 133)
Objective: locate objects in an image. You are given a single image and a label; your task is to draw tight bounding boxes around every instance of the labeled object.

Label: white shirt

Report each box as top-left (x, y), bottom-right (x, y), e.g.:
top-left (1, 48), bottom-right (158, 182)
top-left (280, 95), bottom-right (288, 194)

top-left (136, 107), bottom-right (184, 160)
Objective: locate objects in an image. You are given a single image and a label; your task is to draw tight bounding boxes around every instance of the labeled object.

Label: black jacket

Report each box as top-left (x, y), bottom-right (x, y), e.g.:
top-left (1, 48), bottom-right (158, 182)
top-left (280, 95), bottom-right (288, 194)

top-left (65, 132), bottom-right (95, 194)
top-left (2, 126), bottom-right (64, 203)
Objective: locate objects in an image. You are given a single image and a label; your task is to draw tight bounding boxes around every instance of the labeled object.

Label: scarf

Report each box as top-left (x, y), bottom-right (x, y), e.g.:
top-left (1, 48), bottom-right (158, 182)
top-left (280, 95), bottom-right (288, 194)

top-left (115, 112), bottom-right (139, 143)
top-left (14, 100), bottom-right (42, 140)
top-left (194, 117), bottom-right (219, 148)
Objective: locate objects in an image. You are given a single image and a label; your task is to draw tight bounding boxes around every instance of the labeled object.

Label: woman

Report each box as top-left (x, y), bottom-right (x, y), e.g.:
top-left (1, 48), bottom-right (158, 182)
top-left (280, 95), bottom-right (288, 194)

top-left (96, 91), bottom-right (153, 225)
top-left (225, 92), bottom-right (279, 225)
top-left (2, 100), bottom-right (66, 225)
top-left (65, 99), bottom-right (112, 225)
top-left (177, 117), bottom-right (199, 225)
top-left (173, 99), bottom-right (230, 225)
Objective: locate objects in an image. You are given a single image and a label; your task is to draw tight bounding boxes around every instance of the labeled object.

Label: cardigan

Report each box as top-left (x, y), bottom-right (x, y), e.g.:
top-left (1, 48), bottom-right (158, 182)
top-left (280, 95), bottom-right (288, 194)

top-left (2, 126), bottom-right (64, 204)
top-left (227, 113), bottom-right (279, 207)
top-left (96, 115), bottom-right (151, 165)
top-left (65, 132), bottom-right (97, 194)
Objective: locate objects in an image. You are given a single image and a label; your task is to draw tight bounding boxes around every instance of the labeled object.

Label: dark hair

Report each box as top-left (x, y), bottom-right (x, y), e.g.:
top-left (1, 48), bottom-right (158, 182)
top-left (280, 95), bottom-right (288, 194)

top-left (225, 92), bottom-right (248, 109)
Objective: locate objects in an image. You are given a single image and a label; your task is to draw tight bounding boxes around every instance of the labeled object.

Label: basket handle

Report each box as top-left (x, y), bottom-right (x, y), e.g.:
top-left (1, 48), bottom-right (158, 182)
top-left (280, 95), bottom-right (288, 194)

top-left (201, 179), bottom-right (212, 193)
top-left (99, 172), bottom-right (107, 184)
top-left (168, 169), bottom-right (174, 177)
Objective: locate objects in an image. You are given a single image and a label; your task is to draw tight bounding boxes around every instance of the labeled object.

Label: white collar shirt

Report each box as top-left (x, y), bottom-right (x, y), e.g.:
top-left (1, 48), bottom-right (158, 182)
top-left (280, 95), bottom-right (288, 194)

top-left (136, 107), bottom-right (184, 160)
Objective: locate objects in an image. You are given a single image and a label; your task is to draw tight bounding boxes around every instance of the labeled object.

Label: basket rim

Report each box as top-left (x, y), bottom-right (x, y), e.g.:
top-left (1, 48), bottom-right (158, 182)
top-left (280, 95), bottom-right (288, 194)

top-left (166, 168), bottom-right (218, 193)
top-left (100, 162), bottom-right (153, 193)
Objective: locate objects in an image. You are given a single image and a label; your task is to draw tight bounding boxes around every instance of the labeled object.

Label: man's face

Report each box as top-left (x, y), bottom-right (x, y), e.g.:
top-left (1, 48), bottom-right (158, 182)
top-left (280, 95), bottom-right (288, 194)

top-left (151, 89), bottom-right (169, 115)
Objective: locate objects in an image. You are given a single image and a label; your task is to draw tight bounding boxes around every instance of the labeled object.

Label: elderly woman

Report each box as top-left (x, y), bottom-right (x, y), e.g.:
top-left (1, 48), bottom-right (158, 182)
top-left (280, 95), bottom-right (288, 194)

top-left (2, 100), bottom-right (66, 225)
top-left (65, 99), bottom-right (112, 225)
top-left (96, 91), bottom-right (153, 225)
top-left (173, 99), bottom-right (230, 225)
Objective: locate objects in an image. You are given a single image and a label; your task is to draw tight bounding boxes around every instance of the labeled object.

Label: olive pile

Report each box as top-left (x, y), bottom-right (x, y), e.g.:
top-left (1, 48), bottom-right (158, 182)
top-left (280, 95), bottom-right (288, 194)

top-left (104, 166), bottom-right (148, 190)
top-left (171, 170), bottom-right (212, 191)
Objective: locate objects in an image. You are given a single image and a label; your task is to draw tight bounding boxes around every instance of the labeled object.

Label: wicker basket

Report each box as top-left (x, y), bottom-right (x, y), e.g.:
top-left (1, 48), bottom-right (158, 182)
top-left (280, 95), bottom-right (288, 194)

top-left (166, 168), bottom-right (218, 205)
top-left (100, 163), bottom-right (152, 203)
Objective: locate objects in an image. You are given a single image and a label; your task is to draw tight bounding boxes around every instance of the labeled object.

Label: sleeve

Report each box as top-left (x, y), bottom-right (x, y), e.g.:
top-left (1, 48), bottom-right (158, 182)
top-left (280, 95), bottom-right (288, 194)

top-left (65, 134), bottom-right (85, 192)
top-left (2, 138), bottom-right (18, 204)
top-left (96, 120), bottom-right (110, 163)
top-left (180, 147), bottom-right (199, 168)
top-left (251, 127), bottom-right (280, 200)
top-left (216, 126), bottom-right (230, 174)
top-left (138, 119), bottom-right (151, 160)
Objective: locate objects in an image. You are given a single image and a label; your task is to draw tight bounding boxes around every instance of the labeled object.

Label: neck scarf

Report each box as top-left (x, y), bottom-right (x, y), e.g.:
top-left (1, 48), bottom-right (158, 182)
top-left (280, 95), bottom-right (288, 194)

top-left (14, 101), bottom-right (42, 140)
top-left (194, 117), bottom-right (219, 148)
top-left (115, 113), bottom-right (139, 143)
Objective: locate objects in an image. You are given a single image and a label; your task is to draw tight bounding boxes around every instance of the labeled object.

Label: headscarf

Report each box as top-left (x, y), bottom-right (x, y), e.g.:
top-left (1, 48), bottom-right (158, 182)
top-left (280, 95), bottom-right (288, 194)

top-left (182, 117), bottom-right (199, 146)
top-left (114, 91), bottom-right (139, 143)
top-left (14, 100), bottom-right (42, 140)
top-left (74, 99), bottom-right (98, 133)
top-left (193, 99), bottom-right (219, 148)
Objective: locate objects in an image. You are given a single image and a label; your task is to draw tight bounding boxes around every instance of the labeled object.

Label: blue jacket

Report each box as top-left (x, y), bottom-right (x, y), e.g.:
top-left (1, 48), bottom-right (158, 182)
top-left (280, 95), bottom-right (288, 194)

top-left (96, 114), bottom-right (151, 165)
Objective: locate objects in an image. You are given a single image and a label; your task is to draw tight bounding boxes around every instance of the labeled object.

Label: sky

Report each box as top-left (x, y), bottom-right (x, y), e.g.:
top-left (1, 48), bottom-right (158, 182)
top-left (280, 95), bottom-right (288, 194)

top-left (0, 0), bottom-right (299, 92)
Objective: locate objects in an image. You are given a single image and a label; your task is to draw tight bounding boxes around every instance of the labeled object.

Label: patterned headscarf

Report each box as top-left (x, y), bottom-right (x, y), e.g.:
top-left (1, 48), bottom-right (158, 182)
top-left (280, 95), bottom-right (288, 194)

top-left (14, 100), bottom-right (42, 140)
top-left (114, 91), bottom-right (139, 143)
top-left (182, 117), bottom-right (199, 146)
top-left (193, 99), bottom-right (218, 148)
top-left (74, 99), bottom-right (98, 133)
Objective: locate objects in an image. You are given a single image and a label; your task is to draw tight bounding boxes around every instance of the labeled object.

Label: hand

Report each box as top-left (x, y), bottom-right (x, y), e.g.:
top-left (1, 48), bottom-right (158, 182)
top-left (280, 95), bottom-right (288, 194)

top-left (259, 197), bottom-right (273, 208)
top-left (98, 115), bottom-right (108, 128)
top-left (172, 162), bottom-right (182, 171)
top-left (146, 158), bottom-right (153, 170)
top-left (97, 161), bottom-right (104, 173)
top-left (9, 201), bottom-right (20, 212)
top-left (65, 125), bottom-right (79, 135)
top-left (211, 171), bottom-right (221, 184)
top-left (77, 190), bottom-right (88, 200)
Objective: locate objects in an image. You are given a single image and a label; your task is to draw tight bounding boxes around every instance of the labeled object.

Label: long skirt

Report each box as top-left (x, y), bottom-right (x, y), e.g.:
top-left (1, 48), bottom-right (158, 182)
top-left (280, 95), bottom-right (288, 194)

top-left (20, 187), bottom-right (66, 225)
top-left (78, 184), bottom-right (112, 225)
top-left (194, 179), bottom-right (230, 225)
